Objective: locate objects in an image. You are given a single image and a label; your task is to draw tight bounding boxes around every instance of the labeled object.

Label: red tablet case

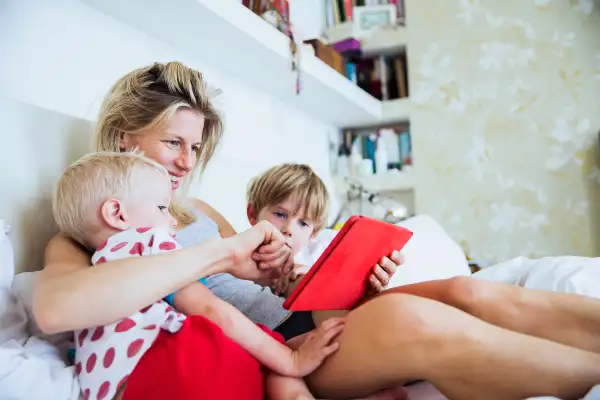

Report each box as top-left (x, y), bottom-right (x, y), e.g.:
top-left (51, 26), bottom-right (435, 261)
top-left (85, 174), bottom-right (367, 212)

top-left (283, 216), bottom-right (413, 311)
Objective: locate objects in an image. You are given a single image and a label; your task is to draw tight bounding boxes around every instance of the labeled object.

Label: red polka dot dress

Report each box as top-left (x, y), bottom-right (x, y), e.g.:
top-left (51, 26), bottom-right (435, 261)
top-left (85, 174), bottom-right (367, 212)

top-left (75, 228), bottom-right (186, 400)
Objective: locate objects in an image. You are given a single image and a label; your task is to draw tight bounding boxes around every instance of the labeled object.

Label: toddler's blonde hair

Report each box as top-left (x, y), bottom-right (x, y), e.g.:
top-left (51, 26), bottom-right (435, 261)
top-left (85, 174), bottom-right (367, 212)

top-left (247, 164), bottom-right (330, 231)
top-left (53, 151), bottom-right (169, 247)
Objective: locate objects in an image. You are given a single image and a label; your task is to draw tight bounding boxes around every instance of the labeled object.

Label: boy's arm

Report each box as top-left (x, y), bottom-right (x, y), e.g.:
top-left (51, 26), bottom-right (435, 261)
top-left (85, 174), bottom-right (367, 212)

top-left (173, 282), bottom-right (342, 377)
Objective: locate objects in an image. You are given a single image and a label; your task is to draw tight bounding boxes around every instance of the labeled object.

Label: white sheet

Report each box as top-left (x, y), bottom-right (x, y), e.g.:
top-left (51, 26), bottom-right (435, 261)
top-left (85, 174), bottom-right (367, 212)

top-left (0, 220), bottom-right (81, 400)
top-left (474, 255), bottom-right (600, 299)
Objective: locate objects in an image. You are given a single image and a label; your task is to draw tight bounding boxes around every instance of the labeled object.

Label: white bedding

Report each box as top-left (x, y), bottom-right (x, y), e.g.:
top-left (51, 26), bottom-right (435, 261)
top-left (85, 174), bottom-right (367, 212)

top-left (0, 221), bottom-right (81, 400)
top-left (1, 216), bottom-right (599, 400)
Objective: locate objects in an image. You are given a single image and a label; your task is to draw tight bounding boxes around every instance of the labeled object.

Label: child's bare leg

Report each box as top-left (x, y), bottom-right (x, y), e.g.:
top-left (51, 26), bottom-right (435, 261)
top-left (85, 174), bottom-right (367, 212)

top-left (306, 293), bottom-right (600, 400)
top-left (386, 277), bottom-right (600, 353)
top-left (266, 373), bottom-right (314, 400)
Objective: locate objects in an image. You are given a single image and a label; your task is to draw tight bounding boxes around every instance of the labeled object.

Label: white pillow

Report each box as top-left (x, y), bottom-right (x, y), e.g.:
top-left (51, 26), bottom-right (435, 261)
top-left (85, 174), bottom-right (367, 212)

top-left (295, 214), bottom-right (470, 287)
top-left (0, 220), bottom-right (14, 289)
top-left (12, 272), bottom-right (73, 354)
top-left (389, 214), bottom-right (471, 287)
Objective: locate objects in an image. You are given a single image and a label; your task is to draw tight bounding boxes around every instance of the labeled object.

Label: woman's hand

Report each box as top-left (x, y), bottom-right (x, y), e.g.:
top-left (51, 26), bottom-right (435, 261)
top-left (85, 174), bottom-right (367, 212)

top-left (226, 221), bottom-right (294, 282)
top-left (367, 250), bottom-right (403, 295)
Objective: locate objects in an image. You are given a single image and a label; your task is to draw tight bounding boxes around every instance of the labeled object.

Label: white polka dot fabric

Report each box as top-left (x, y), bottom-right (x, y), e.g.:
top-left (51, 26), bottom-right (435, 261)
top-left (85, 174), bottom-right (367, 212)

top-left (75, 228), bottom-right (186, 400)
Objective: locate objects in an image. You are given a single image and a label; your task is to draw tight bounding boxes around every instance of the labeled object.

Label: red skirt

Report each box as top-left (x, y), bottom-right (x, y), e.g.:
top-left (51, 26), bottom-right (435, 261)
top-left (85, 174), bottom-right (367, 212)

top-left (122, 315), bottom-right (284, 400)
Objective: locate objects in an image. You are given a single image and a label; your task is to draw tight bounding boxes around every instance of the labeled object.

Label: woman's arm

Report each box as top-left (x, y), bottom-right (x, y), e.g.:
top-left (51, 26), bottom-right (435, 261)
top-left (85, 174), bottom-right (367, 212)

top-left (34, 233), bottom-right (235, 334)
top-left (34, 221), bottom-right (289, 334)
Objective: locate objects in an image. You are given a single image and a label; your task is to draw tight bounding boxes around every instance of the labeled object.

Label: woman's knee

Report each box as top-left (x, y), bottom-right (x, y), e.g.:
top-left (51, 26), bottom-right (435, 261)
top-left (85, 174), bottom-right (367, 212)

top-left (307, 293), bottom-right (474, 397)
top-left (444, 276), bottom-right (490, 316)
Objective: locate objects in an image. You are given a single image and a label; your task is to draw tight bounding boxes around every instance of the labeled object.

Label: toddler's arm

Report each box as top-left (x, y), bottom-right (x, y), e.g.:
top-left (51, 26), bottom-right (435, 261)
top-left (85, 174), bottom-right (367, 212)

top-left (266, 373), bottom-right (315, 400)
top-left (173, 282), bottom-right (344, 377)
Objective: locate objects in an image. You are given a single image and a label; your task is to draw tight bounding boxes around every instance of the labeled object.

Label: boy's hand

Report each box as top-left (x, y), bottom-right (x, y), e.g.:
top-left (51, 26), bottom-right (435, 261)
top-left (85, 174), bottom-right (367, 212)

top-left (290, 317), bottom-right (345, 377)
top-left (272, 264), bottom-right (310, 296)
top-left (367, 251), bottom-right (403, 295)
top-left (251, 236), bottom-right (294, 276)
top-left (228, 221), bottom-right (293, 281)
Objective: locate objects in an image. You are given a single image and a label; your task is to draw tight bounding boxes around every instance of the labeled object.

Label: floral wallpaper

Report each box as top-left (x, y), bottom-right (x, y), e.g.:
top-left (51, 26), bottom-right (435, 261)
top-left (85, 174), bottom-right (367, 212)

top-left (407, 0), bottom-right (600, 263)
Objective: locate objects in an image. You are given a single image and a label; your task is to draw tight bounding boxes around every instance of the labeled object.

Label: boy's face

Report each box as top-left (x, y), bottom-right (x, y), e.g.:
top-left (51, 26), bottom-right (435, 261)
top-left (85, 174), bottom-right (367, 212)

top-left (252, 197), bottom-right (316, 255)
top-left (123, 169), bottom-right (177, 234)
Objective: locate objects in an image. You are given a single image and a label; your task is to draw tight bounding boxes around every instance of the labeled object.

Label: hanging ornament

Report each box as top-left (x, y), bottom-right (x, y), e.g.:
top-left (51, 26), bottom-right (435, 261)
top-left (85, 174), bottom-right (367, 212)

top-left (266, 0), bottom-right (301, 95)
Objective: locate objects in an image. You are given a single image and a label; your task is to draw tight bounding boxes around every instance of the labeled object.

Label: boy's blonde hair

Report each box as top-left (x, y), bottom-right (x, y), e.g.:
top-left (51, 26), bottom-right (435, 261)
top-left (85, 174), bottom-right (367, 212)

top-left (247, 164), bottom-right (330, 231)
top-left (93, 61), bottom-right (223, 227)
top-left (53, 152), bottom-right (169, 246)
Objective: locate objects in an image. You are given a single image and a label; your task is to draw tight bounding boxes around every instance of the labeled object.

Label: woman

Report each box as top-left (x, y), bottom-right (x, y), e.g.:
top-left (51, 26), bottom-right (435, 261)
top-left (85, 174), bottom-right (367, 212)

top-left (34, 61), bottom-right (600, 399)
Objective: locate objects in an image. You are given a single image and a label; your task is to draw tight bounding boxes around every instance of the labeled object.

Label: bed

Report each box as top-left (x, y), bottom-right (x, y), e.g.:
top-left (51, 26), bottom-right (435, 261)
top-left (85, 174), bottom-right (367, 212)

top-left (1, 102), bottom-right (599, 400)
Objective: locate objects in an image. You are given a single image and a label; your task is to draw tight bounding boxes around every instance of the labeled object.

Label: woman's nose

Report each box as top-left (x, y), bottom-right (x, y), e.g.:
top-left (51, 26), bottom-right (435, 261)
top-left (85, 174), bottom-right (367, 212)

top-left (175, 148), bottom-right (194, 172)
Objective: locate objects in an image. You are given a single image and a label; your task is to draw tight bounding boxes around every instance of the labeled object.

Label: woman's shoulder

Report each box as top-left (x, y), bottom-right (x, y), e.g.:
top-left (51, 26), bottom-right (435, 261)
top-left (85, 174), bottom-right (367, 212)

top-left (44, 233), bottom-right (91, 269)
top-left (188, 198), bottom-right (237, 238)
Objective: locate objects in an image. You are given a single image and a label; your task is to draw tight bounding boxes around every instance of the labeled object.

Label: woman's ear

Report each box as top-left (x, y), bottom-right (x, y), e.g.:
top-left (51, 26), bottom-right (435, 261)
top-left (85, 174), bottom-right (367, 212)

top-left (119, 132), bottom-right (131, 151)
top-left (246, 204), bottom-right (257, 226)
top-left (100, 199), bottom-right (130, 231)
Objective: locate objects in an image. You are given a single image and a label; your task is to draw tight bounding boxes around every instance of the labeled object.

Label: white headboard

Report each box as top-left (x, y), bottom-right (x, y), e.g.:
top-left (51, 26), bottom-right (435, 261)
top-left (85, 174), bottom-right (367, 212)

top-left (1, 0), bottom-right (336, 274)
top-left (0, 97), bottom-right (94, 274)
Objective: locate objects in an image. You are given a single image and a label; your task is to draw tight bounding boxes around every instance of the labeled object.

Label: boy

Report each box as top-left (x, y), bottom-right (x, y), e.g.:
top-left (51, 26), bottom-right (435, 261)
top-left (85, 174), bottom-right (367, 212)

top-left (246, 164), bottom-right (403, 336)
top-left (52, 152), bottom-right (344, 400)
top-left (244, 163), bottom-right (406, 400)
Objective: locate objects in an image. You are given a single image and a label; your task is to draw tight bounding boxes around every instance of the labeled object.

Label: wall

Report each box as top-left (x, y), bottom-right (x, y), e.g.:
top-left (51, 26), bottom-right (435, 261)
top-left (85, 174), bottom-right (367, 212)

top-left (407, 0), bottom-right (600, 262)
top-left (0, 0), bottom-right (334, 273)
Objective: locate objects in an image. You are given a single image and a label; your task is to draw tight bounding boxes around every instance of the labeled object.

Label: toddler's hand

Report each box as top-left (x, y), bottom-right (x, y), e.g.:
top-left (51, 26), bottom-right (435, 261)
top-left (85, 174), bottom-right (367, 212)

top-left (291, 317), bottom-right (345, 377)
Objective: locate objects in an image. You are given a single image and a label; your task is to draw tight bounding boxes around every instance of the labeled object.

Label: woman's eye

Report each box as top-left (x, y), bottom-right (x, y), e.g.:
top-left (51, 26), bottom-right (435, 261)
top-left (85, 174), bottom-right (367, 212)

top-left (165, 140), bottom-right (180, 148)
top-left (158, 206), bottom-right (167, 211)
top-left (191, 146), bottom-right (201, 153)
top-left (299, 221), bottom-right (310, 228)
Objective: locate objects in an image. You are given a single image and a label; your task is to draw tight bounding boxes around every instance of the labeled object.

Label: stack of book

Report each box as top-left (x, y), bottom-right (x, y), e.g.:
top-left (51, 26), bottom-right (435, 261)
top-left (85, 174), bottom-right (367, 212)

top-left (325, 0), bottom-right (404, 27)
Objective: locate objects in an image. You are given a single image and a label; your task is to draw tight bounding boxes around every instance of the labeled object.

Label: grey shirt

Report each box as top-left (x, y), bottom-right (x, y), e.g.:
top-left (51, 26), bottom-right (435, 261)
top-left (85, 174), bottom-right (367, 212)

top-left (175, 210), bottom-right (290, 329)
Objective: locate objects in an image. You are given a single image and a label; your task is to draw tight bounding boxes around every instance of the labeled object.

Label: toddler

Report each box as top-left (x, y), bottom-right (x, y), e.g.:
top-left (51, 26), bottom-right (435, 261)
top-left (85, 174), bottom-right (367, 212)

top-left (52, 152), bottom-right (343, 400)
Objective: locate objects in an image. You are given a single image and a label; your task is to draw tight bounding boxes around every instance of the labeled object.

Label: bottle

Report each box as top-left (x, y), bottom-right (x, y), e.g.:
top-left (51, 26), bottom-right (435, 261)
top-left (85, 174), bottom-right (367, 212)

top-left (350, 139), bottom-right (362, 178)
top-left (336, 145), bottom-right (349, 179)
top-left (375, 135), bottom-right (388, 175)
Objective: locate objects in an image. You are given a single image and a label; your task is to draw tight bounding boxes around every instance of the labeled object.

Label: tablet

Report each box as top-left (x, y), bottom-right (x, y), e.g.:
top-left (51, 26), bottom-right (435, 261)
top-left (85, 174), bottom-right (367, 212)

top-left (283, 215), bottom-right (413, 311)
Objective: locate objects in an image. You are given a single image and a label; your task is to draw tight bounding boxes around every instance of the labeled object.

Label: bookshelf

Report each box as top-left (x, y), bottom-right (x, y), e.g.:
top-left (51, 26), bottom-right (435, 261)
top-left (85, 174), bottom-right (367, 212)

top-left (334, 170), bottom-right (414, 193)
top-left (82, 0), bottom-right (394, 127)
top-left (324, 22), bottom-right (407, 57)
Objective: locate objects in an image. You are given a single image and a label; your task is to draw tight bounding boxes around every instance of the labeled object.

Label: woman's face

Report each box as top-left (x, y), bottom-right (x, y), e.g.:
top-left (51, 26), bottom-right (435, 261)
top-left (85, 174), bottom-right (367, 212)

top-left (120, 108), bottom-right (205, 191)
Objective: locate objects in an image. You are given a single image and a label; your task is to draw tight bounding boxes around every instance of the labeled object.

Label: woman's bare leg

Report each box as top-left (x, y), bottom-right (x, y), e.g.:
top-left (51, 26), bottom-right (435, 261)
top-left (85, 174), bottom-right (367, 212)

top-left (305, 293), bottom-right (600, 400)
top-left (386, 277), bottom-right (600, 353)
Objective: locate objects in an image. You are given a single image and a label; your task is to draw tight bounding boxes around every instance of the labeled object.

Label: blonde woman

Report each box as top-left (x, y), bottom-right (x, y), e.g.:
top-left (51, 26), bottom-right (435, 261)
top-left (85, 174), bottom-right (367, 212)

top-left (34, 61), bottom-right (600, 400)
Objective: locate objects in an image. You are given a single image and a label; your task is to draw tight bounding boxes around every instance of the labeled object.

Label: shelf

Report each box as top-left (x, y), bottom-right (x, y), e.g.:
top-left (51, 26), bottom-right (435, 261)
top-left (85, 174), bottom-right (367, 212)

top-left (335, 170), bottom-right (415, 193)
top-left (81, 0), bottom-right (384, 127)
top-left (324, 22), bottom-right (407, 56)
top-left (345, 98), bottom-right (410, 129)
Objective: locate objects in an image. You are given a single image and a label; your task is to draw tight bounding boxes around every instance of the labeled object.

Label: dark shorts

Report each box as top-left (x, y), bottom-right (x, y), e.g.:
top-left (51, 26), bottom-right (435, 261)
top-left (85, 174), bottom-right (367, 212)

top-left (274, 311), bottom-right (316, 341)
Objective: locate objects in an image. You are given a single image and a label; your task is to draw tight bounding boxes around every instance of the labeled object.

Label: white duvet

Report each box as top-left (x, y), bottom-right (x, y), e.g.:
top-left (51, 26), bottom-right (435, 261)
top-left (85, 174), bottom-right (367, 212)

top-left (1, 216), bottom-right (599, 400)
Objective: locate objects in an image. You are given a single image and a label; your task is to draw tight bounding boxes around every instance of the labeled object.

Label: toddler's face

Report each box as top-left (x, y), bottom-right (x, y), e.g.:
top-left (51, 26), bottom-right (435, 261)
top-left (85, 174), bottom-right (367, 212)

top-left (255, 197), bottom-right (315, 255)
top-left (125, 170), bottom-right (177, 234)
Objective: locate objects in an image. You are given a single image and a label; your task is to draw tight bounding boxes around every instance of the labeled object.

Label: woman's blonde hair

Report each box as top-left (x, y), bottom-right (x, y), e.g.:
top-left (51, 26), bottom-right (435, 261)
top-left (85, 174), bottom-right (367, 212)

top-left (93, 61), bottom-right (223, 226)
